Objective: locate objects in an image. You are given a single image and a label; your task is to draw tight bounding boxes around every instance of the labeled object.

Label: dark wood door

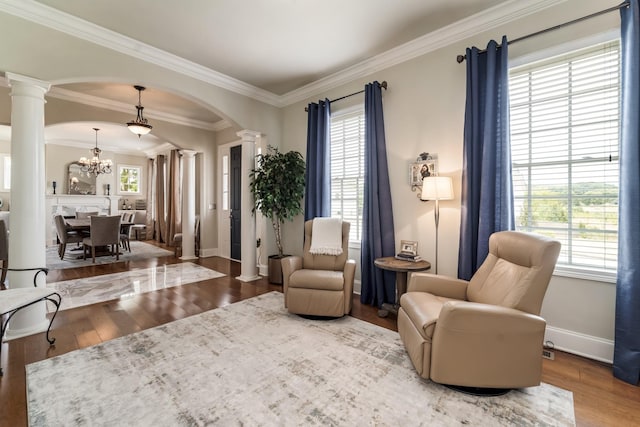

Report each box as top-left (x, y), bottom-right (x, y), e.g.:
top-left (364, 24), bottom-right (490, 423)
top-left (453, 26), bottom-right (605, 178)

top-left (230, 145), bottom-right (242, 260)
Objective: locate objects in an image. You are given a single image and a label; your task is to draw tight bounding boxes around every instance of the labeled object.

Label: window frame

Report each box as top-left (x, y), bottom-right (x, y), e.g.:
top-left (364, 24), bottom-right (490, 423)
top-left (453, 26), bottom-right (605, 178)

top-left (117, 164), bottom-right (142, 195)
top-left (330, 106), bottom-right (365, 248)
top-left (0, 154), bottom-right (10, 191)
top-left (509, 37), bottom-right (620, 283)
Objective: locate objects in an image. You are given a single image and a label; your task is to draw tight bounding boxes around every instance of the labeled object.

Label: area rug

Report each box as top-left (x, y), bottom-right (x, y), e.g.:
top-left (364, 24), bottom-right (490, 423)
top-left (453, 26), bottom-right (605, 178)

top-left (46, 241), bottom-right (174, 270)
top-left (46, 263), bottom-right (225, 312)
top-left (26, 292), bottom-right (575, 426)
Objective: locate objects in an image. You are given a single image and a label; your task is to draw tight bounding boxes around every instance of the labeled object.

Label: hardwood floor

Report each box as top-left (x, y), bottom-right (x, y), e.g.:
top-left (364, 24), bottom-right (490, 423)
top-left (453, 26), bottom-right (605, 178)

top-left (1, 247), bottom-right (638, 426)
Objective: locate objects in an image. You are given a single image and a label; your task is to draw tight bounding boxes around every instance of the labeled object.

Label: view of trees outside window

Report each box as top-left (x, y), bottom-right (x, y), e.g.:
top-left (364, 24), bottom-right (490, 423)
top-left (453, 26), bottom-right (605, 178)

top-left (509, 41), bottom-right (620, 271)
top-left (119, 165), bottom-right (141, 194)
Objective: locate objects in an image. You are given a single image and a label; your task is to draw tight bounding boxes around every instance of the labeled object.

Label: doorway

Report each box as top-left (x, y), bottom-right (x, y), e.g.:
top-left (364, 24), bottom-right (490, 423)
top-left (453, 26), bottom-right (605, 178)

top-left (230, 145), bottom-right (242, 260)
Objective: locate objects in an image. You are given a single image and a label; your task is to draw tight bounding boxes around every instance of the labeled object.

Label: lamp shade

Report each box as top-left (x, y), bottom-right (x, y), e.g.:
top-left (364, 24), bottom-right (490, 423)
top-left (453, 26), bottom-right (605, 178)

top-left (127, 123), bottom-right (152, 135)
top-left (421, 176), bottom-right (454, 201)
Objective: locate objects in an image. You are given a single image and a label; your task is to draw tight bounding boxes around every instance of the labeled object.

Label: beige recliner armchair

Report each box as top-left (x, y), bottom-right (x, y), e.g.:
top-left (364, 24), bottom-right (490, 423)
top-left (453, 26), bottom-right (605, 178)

top-left (398, 231), bottom-right (560, 389)
top-left (282, 220), bottom-right (355, 317)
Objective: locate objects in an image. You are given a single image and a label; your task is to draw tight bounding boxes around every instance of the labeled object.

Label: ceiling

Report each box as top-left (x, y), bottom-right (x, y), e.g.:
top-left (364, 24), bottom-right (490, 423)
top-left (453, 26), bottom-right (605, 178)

top-left (34, 0), bottom-right (506, 95)
top-left (2, 0), bottom-right (511, 154)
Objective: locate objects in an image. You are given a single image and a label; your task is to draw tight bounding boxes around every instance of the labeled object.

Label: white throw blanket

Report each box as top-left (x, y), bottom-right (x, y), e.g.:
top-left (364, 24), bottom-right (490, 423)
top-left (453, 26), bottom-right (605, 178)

top-left (309, 217), bottom-right (343, 256)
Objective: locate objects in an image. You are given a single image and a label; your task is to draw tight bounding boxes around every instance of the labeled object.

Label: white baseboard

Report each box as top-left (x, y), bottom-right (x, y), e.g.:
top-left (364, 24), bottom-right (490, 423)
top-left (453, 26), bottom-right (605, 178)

top-left (354, 279), bottom-right (361, 295)
top-left (198, 248), bottom-right (218, 258)
top-left (258, 263), bottom-right (268, 277)
top-left (544, 326), bottom-right (614, 364)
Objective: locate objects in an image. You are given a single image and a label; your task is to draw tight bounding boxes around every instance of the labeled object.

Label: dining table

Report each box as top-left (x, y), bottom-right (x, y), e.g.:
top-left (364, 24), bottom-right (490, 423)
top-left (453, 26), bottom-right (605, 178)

top-left (64, 217), bottom-right (134, 258)
top-left (65, 218), bottom-right (134, 233)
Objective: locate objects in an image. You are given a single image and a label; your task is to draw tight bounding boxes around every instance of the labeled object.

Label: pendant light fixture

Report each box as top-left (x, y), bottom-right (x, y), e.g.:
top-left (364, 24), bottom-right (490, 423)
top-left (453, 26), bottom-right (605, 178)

top-left (126, 85), bottom-right (152, 137)
top-left (79, 128), bottom-right (113, 176)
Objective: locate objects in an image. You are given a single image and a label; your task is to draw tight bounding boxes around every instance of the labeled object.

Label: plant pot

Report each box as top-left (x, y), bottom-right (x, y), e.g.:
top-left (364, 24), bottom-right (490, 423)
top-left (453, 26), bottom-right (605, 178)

top-left (268, 254), bottom-right (289, 284)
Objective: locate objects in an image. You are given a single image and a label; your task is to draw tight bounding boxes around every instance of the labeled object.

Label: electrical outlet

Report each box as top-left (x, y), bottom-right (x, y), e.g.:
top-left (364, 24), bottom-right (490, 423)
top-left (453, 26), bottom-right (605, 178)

top-left (256, 238), bottom-right (261, 248)
top-left (542, 349), bottom-right (555, 360)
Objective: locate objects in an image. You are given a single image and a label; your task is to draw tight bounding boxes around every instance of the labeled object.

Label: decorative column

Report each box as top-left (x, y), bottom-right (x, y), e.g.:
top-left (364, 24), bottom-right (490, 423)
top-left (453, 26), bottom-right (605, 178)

top-left (5, 73), bottom-right (51, 340)
top-left (236, 130), bottom-right (260, 282)
top-left (180, 150), bottom-right (198, 260)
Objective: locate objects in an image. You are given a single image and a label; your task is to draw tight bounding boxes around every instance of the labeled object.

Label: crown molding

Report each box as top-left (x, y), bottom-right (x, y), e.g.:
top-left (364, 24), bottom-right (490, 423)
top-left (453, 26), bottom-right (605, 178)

top-left (47, 138), bottom-right (177, 158)
top-left (1, 0), bottom-right (565, 109)
top-left (0, 0), bottom-right (280, 106)
top-left (144, 142), bottom-right (177, 158)
top-left (48, 87), bottom-right (230, 132)
top-left (279, 0), bottom-right (566, 106)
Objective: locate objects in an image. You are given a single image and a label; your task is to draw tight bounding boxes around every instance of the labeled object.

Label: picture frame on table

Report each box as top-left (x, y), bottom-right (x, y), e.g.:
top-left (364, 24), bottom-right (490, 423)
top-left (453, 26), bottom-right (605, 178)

top-left (399, 240), bottom-right (418, 257)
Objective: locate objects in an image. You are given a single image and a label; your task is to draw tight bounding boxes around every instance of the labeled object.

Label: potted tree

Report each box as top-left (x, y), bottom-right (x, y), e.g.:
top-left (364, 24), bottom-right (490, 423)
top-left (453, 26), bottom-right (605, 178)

top-left (249, 145), bottom-right (305, 284)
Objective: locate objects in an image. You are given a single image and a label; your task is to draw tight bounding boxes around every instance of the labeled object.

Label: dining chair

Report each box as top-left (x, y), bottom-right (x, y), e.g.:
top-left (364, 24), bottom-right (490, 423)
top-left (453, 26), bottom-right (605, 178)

top-left (76, 211), bottom-right (99, 219)
top-left (130, 210), bottom-right (148, 240)
top-left (54, 215), bottom-right (84, 260)
top-left (119, 212), bottom-right (134, 252)
top-left (83, 215), bottom-right (121, 263)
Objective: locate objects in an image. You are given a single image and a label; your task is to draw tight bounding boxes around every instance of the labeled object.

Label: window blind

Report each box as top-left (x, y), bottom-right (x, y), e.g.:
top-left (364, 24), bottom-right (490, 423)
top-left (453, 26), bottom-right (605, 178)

top-left (509, 41), bottom-right (620, 272)
top-left (330, 110), bottom-right (365, 243)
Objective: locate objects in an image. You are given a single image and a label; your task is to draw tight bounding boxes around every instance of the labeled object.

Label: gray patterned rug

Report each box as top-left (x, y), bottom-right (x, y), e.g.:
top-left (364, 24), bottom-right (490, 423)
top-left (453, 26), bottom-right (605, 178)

top-left (26, 292), bottom-right (575, 426)
top-left (46, 240), bottom-right (174, 269)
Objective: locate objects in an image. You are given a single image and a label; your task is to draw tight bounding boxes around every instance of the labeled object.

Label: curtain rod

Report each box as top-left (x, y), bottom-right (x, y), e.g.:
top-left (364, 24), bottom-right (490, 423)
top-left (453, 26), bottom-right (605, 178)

top-left (456, 1), bottom-right (629, 63)
top-left (304, 81), bottom-right (387, 111)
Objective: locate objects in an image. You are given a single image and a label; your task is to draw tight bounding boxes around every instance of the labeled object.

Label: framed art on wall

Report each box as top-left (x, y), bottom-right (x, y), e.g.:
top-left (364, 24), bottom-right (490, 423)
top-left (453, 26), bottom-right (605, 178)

top-left (410, 153), bottom-right (438, 186)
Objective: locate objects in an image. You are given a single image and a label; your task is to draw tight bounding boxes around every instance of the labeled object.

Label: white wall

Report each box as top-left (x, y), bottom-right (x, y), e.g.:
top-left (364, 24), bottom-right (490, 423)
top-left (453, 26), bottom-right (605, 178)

top-left (280, 0), bottom-right (621, 362)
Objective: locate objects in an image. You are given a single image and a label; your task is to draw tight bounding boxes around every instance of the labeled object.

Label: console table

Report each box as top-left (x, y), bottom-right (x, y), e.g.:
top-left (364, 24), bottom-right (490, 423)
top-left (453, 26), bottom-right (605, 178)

top-left (374, 256), bottom-right (431, 317)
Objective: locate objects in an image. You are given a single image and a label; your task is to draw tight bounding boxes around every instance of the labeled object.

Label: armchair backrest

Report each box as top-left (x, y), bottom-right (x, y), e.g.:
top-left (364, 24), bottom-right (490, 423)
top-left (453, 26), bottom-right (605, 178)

top-left (467, 231), bottom-right (561, 315)
top-left (302, 219), bottom-right (350, 271)
top-left (89, 215), bottom-right (121, 246)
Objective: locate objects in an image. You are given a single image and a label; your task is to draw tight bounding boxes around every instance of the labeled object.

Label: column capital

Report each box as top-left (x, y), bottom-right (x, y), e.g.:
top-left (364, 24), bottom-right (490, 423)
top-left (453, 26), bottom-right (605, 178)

top-left (180, 149), bottom-right (197, 158)
top-left (5, 72), bottom-right (51, 93)
top-left (236, 129), bottom-right (261, 143)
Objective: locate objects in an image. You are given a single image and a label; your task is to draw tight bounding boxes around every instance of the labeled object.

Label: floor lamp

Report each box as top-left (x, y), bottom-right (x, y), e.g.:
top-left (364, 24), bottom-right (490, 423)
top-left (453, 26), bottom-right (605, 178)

top-left (421, 176), bottom-right (454, 274)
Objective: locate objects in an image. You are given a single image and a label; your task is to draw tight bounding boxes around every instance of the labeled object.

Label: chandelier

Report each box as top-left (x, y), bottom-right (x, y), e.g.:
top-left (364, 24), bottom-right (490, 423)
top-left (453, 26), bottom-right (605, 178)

top-left (79, 128), bottom-right (112, 176)
top-left (126, 85), bottom-right (152, 137)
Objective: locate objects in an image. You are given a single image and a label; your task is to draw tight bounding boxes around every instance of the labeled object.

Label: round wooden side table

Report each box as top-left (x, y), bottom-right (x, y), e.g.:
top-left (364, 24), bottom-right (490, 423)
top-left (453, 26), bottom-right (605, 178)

top-left (374, 256), bottom-right (431, 317)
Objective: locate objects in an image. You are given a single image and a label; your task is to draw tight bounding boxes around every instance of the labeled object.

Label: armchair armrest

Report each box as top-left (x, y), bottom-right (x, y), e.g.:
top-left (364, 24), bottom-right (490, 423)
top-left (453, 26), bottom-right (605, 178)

top-left (281, 256), bottom-right (303, 303)
top-left (430, 300), bottom-right (547, 388)
top-left (436, 300), bottom-right (546, 333)
top-left (407, 272), bottom-right (469, 300)
top-left (343, 259), bottom-right (356, 313)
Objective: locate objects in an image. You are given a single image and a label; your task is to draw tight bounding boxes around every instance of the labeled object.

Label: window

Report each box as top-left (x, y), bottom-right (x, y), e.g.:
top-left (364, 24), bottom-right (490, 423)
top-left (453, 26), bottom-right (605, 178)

top-left (509, 41), bottom-right (620, 277)
top-left (222, 154), bottom-right (229, 211)
top-left (1, 155), bottom-right (10, 191)
top-left (118, 165), bottom-right (142, 194)
top-left (330, 109), bottom-right (365, 243)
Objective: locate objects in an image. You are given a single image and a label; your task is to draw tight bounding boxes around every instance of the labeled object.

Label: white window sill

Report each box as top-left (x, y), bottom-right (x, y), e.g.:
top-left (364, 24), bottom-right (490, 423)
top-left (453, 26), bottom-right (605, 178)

top-left (553, 265), bottom-right (616, 284)
top-left (348, 241), bottom-right (361, 251)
